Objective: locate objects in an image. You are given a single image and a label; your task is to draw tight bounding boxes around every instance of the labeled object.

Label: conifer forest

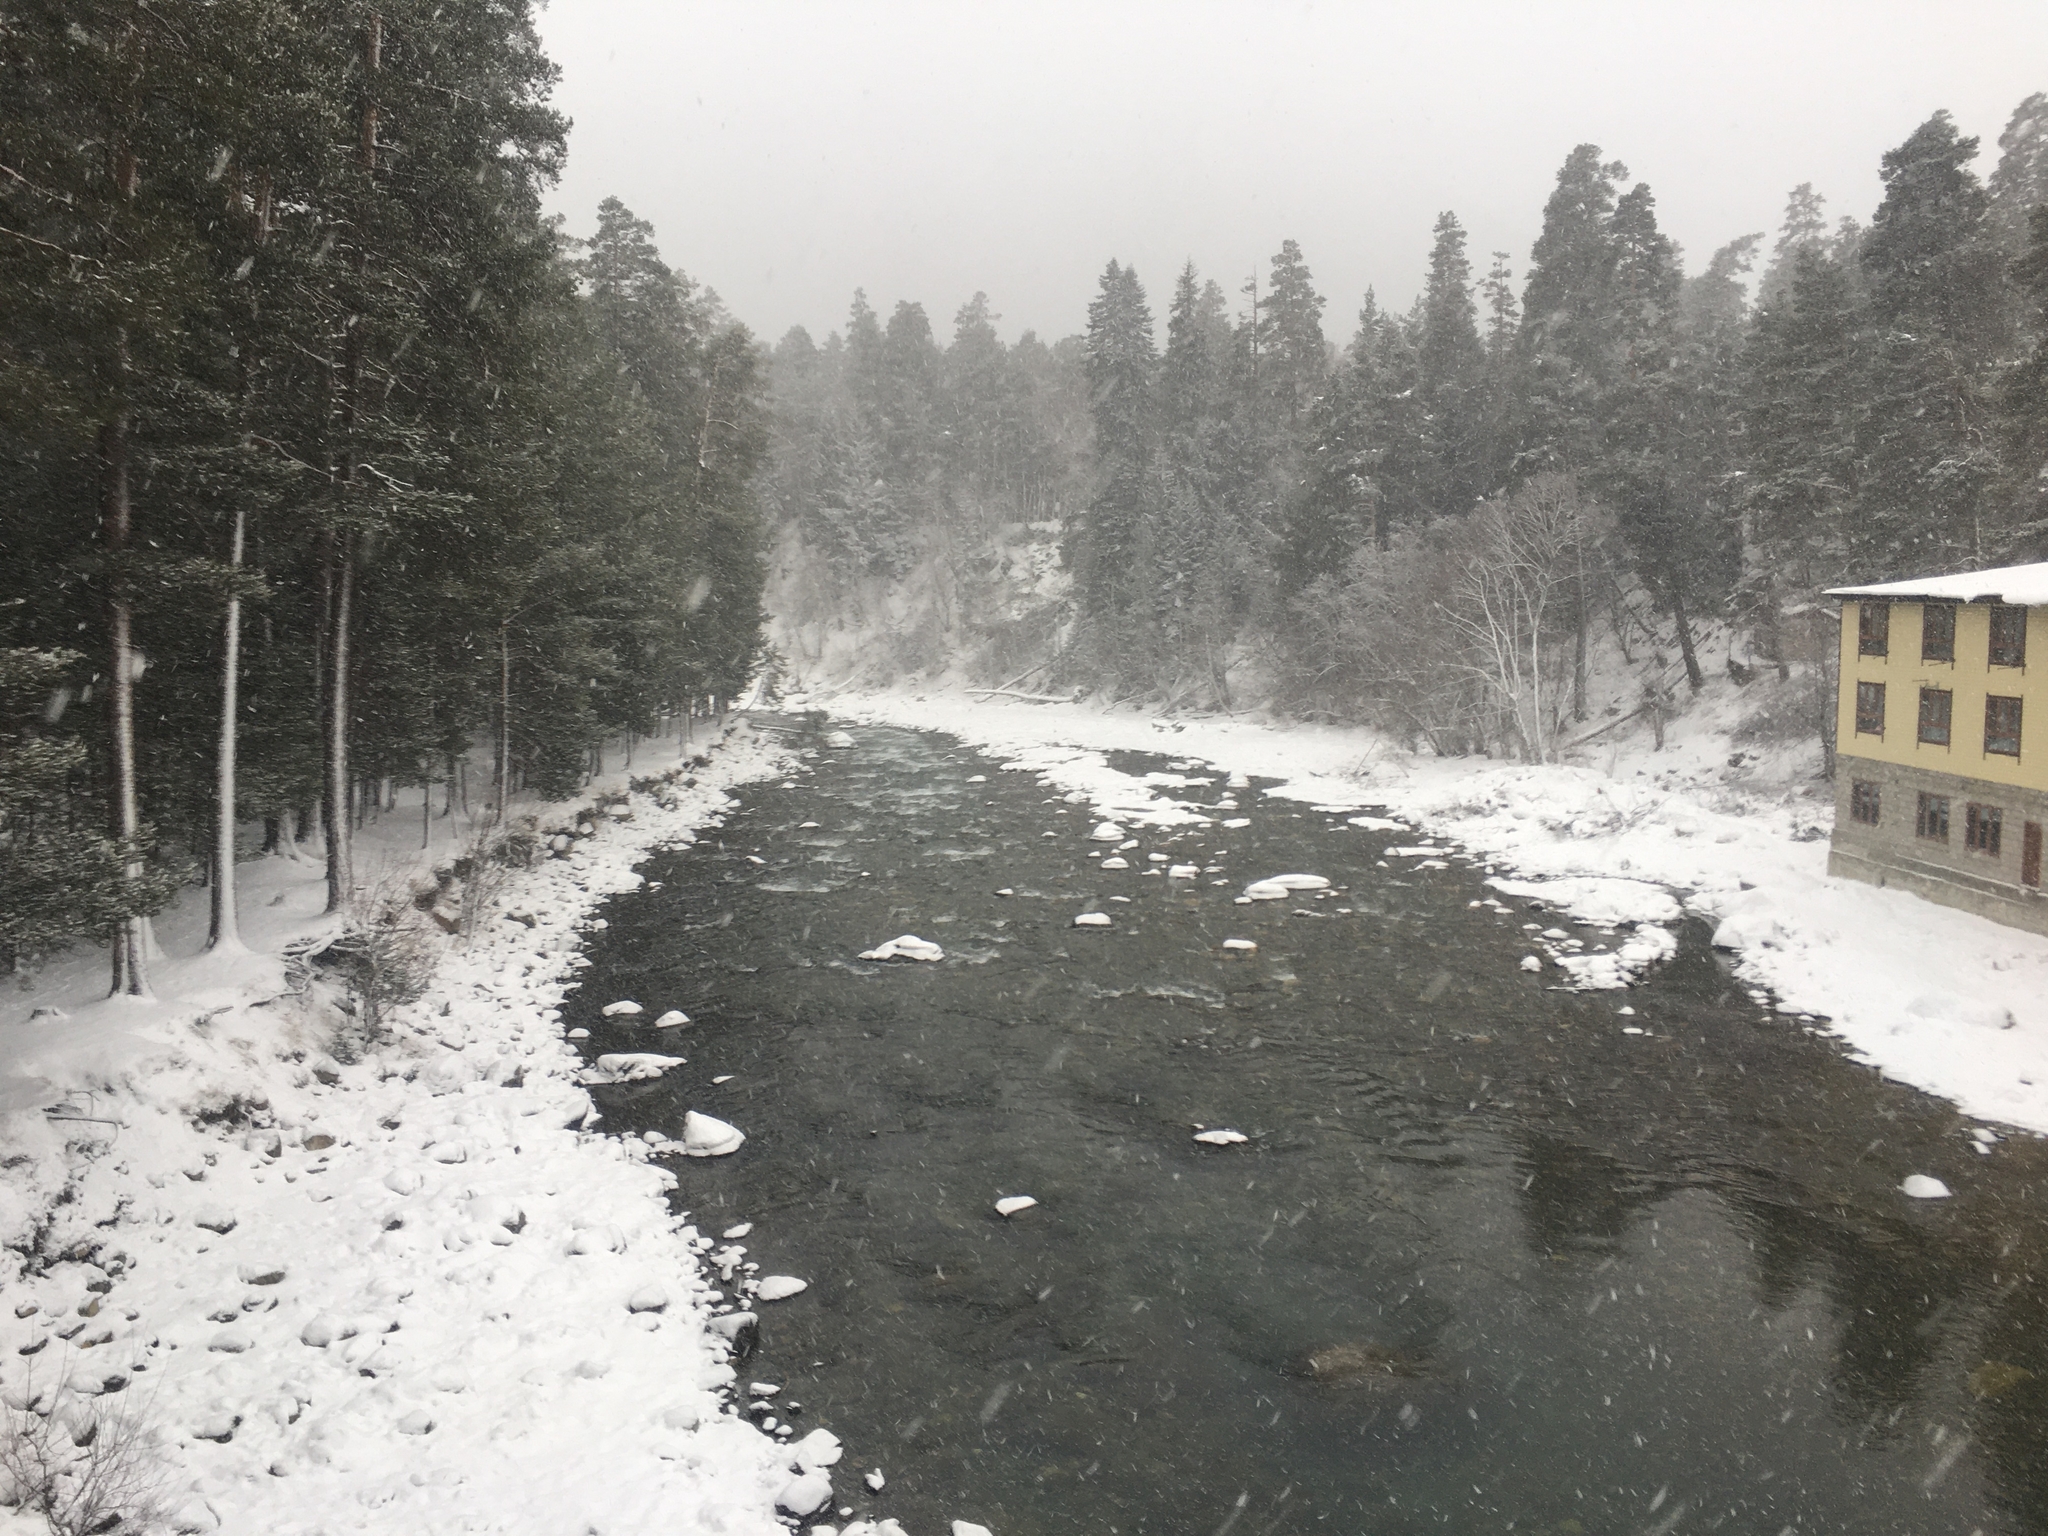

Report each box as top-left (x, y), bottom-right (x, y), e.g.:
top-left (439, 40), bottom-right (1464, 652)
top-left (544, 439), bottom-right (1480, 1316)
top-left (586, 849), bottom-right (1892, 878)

top-left (2, 1), bottom-right (767, 978)
top-left (4, 2), bottom-right (2048, 984)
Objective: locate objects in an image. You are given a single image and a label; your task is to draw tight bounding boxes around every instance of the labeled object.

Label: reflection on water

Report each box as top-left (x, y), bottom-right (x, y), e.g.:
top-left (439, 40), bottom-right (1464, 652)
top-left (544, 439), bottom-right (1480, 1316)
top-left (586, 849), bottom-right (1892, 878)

top-left (575, 721), bottom-right (2048, 1535)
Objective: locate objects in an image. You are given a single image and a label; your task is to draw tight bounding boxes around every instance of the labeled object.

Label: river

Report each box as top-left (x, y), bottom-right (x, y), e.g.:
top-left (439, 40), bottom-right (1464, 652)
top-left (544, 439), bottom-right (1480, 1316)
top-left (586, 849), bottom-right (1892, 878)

top-left (572, 718), bottom-right (2048, 1536)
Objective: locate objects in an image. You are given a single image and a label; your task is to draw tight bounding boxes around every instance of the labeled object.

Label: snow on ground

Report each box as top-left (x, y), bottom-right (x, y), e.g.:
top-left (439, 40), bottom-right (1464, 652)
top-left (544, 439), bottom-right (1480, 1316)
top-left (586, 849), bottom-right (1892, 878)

top-left (0, 721), bottom-right (891, 1535)
top-left (801, 682), bottom-right (2048, 1138)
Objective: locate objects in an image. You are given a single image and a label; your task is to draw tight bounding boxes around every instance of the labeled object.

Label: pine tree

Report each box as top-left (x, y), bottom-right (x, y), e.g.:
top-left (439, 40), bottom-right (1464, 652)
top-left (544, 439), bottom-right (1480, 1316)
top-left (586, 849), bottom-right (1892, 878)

top-left (1757, 183), bottom-right (1831, 308)
top-left (1261, 239), bottom-right (1328, 427)
top-left (1987, 93), bottom-right (2048, 261)
top-left (1417, 212), bottom-right (1488, 513)
top-left (1856, 111), bottom-right (2007, 572)
top-left (1599, 183), bottom-right (1714, 690)
top-left (1997, 206), bottom-right (2048, 551)
top-left (1742, 247), bottom-right (1864, 639)
top-left (1517, 145), bottom-right (1629, 472)
top-left (1069, 260), bottom-right (1157, 618)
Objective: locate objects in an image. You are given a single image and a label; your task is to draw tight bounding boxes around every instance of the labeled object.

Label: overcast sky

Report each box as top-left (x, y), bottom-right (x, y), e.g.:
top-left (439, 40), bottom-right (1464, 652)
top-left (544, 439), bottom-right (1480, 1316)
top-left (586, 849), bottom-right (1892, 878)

top-left (534, 0), bottom-right (2048, 348)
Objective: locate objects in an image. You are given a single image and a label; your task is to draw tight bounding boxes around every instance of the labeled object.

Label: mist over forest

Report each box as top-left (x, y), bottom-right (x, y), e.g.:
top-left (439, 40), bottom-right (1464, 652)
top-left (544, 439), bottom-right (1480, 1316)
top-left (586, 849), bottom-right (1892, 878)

top-left (763, 99), bottom-right (2048, 759)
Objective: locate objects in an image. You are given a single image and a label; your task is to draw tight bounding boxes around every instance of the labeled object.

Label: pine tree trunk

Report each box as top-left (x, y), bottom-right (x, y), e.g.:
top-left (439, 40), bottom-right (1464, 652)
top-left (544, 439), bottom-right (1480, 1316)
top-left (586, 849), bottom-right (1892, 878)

top-left (1668, 575), bottom-right (1704, 692)
top-left (323, 532), bottom-right (354, 913)
top-left (324, 12), bottom-right (379, 914)
top-left (208, 503), bottom-right (247, 950)
top-left (102, 331), bottom-right (151, 998)
top-left (495, 621), bottom-right (511, 822)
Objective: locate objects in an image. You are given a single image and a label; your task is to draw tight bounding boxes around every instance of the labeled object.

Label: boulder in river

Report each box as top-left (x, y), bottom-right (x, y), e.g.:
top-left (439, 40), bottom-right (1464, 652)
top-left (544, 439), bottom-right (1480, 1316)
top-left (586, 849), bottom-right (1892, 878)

top-left (1299, 1341), bottom-right (1433, 1388)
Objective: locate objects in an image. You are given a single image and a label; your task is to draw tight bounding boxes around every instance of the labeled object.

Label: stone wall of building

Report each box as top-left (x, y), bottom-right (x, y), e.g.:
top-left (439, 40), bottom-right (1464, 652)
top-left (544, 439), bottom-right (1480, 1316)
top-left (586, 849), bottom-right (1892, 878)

top-left (1830, 755), bottom-right (2048, 935)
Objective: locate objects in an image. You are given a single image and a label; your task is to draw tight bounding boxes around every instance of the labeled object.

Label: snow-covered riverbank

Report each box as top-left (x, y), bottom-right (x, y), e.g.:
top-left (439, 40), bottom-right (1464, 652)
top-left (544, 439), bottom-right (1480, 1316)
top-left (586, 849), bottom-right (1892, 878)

top-left (807, 683), bottom-right (2048, 1139)
top-left (0, 723), bottom-right (859, 1535)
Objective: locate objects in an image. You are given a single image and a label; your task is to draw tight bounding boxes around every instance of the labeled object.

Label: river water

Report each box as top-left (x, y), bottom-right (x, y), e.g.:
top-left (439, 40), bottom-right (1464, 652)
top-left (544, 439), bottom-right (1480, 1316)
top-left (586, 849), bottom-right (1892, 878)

top-left (572, 719), bottom-right (2048, 1536)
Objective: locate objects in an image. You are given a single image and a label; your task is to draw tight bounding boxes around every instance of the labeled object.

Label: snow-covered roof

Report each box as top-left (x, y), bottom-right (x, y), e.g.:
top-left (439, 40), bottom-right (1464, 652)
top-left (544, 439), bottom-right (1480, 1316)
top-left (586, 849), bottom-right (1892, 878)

top-left (1827, 561), bottom-right (2048, 606)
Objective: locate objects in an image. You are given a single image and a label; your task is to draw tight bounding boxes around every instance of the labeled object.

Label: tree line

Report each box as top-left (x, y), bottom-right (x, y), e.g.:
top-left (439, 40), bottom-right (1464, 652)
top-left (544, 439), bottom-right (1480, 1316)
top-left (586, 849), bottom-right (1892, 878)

top-left (764, 98), bottom-right (2048, 750)
top-left (1, 1), bottom-right (769, 983)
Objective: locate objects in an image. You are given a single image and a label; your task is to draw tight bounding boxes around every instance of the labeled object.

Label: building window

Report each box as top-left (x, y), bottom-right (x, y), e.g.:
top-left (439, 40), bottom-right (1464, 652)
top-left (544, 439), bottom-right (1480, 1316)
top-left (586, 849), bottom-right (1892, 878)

top-left (1986, 695), bottom-right (2023, 757)
top-left (1921, 603), bottom-right (1955, 662)
top-left (1917, 792), bottom-right (1950, 841)
top-left (1990, 604), bottom-right (2027, 667)
top-left (1855, 681), bottom-right (1885, 735)
top-left (1850, 781), bottom-right (1881, 825)
top-left (1858, 602), bottom-right (1890, 657)
top-left (1918, 687), bottom-right (1952, 745)
top-left (1966, 803), bottom-right (2003, 857)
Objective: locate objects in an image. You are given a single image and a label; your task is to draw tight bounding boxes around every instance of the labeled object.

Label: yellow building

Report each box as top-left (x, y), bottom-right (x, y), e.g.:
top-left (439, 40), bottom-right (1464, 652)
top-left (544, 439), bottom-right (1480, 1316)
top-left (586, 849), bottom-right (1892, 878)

top-left (1828, 563), bottom-right (2048, 934)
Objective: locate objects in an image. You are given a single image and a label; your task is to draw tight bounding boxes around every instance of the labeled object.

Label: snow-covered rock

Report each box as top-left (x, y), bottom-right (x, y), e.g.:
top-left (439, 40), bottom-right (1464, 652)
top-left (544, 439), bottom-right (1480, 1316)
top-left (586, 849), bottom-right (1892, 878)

top-left (1490, 876), bottom-right (1680, 927)
top-left (652, 1009), bottom-right (691, 1028)
top-left (1901, 1174), bottom-right (1952, 1199)
top-left (858, 934), bottom-right (945, 962)
top-left (581, 1052), bottom-right (685, 1084)
top-left (994, 1196), bottom-right (1037, 1217)
top-left (1089, 821), bottom-right (1125, 842)
top-left (792, 1428), bottom-right (844, 1468)
top-left (682, 1111), bottom-right (746, 1157)
top-left (777, 1469), bottom-right (834, 1517)
top-left (755, 1275), bottom-right (809, 1302)
top-left (600, 999), bottom-right (643, 1017)
top-left (1193, 1129), bottom-right (1248, 1145)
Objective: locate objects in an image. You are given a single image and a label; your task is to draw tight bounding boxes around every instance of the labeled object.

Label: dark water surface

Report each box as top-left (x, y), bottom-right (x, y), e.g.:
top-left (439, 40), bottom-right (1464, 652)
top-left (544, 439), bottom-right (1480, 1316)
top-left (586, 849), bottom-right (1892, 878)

top-left (573, 719), bottom-right (2048, 1536)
